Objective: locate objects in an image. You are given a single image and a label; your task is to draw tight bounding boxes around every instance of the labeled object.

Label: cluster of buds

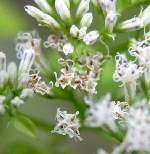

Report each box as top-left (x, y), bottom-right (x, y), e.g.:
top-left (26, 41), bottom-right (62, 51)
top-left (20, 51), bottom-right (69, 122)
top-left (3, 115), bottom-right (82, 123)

top-left (129, 33), bottom-right (150, 83)
top-left (120, 102), bottom-right (150, 152)
top-left (51, 108), bottom-right (82, 141)
top-left (97, 0), bottom-right (118, 32)
top-left (55, 52), bottom-right (104, 94)
top-left (113, 53), bottom-right (144, 100)
top-left (119, 5), bottom-right (150, 31)
top-left (84, 93), bottom-right (129, 131)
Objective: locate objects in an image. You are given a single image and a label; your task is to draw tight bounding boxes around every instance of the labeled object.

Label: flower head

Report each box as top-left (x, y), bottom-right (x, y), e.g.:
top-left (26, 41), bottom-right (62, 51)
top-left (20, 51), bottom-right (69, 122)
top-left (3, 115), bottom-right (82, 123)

top-left (51, 108), bottom-right (82, 141)
top-left (113, 53), bottom-right (143, 85)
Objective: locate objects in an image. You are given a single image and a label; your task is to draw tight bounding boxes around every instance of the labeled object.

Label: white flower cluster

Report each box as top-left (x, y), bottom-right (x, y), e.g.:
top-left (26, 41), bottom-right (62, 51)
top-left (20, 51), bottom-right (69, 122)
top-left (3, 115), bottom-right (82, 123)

top-left (84, 93), bottom-right (129, 131)
top-left (119, 5), bottom-right (150, 31)
top-left (55, 52), bottom-right (104, 94)
top-left (97, 0), bottom-right (118, 32)
top-left (51, 108), bottom-right (82, 141)
top-left (129, 34), bottom-right (150, 83)
top-left (120, 102), bottom-right (150, 152)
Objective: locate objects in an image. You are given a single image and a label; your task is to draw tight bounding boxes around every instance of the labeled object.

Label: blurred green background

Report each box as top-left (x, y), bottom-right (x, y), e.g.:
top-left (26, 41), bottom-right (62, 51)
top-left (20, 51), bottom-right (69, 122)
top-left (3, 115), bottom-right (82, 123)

top-left (0, 0), bottom-right (149, 154)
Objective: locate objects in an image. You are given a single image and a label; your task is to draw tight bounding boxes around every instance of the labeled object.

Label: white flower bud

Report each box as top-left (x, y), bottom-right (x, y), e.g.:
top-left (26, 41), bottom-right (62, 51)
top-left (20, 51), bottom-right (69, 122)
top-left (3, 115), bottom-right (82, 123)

top-left (0, 95), bottom-right (6, 114)
top-left (7, 62), bottom-right (17, 83)
top-left (0, 71), bottom-right (8, 87)
top-left (78, 27), bottom-right (87, 39)
top-left (24, 5), bottom-right (60, 29)
top-left (76, 0), bottom-right (90, 18)
top-left (24, 5), bottom-right (45, 21)
top-left (20, 88), bottom-right (34, 99)
top-left (63, 43), bottom-right (74, 55)
top-left (11, 97), bottom-right (24, 107)
top-left (141, 5), bottom-right (150, 26)
top-left (80, 12), bottom-right (93, 28)
top-left (41, 14), bottom-right (60, 30)
top-left (97, 0), bottom-right (117, 13)
top-left (119, 17), bottom-right (144, 31)
top-left (34, 0), bottom-right (52, 14)
top-left (70, 25), bottom-right (79, 38)
top-left (83, 31), bottom-right (99, 45)
top-left (0, 52), bottom-right (6, 71)
top-left (55, 0), bottom-right (71, 22)
top-left (105, 11), bottom-right (117, 32)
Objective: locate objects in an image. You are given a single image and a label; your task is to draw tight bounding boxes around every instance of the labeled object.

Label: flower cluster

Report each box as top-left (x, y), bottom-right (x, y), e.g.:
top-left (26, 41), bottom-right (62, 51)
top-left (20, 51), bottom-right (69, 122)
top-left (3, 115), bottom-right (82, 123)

top-left (51, 108), bottom-right (82, 141)
top-left (84, 93), bottom-right (129, 131)
top-left (55, 52), bottom-right (104, 94)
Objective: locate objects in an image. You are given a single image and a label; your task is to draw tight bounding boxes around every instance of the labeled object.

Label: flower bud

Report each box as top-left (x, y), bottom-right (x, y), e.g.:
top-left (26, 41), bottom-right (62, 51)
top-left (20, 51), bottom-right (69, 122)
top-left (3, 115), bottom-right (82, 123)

top-left (83, 31), bottom-right (99, 45)
top-left (7, 62), bottom-right (17, 83)
top-left (119, 17), bottom-right (144, 31)
top-left (24, 5), bottom-right (45, 21)
top-left (42, 14), bottom-right (60, 30)
top-left (55, 0), bottom-right (71, 22)
top-left (141, 5), bottom-right (150, 26)
top-left (105, 11), bottom-right (117, 32)
top-left (78, 27), bottom-right (87, 39)
top-left (34, 0), bottom-right (52, 14)
top-left (0, 52), bottom-right (6, 71)
top-left (25, 5), bottom-right (60, 30)
top-left (76, 0), bottom-right (90, 18)
top-left (80, 12), bottom-right (93, 28)
top-left (70, 25), bottom-right (79, 38)
top-left (63, 43), bottom-right (74, 55)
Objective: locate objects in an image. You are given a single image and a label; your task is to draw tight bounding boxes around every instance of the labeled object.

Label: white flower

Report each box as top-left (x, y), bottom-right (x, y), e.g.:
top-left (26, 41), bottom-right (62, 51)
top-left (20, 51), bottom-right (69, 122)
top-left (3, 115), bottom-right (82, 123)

top-left (28, 71), bottom-right (53, 95)
top-left (80, 12), bottom-right (93, 28)
top-left (55, 0), bottom-right (71, 22)
top-left (84, 94), bottom-right (117, 131)
top-left (18, 47), bottom-right (35, 75)
top-left (18, 47), bottom-right (35, 87)
top-left (20, 88), bottom-right (34, 99)
top-left (51, 108), bottom-right (82, 141)
top-left (44, 34), bottom-right (67, 52)
top-left (11, 97), bottom-right (24, 107)
top-left (121, 103), bottom-right (150, 152)
top-left (0, 52), bottom-right (6, 71)
top-left (129, 38), bottom-right (150, 83)
top-left (105, 10), bottom-right (117, 32)
top-left (76, 0), bottom-right (91, 18)
top-left (119, 17), bottom-right (144, 31)
top-left (84, 94), bottom-right (129, 130)
top-left (0, 96), bottom-right (6, 114)
top-left (83, 31), bottom-right (99, 45)
top-left (78, 27), bottom-right (87, 40)
top-left (34, 0), bottom-right (52, 14)
top-left (113, 53), bottom-right (143, 85)
top-left (63, 43), bottom-right (74, 55)
top-left (24, 5), bottom-right (60, 29)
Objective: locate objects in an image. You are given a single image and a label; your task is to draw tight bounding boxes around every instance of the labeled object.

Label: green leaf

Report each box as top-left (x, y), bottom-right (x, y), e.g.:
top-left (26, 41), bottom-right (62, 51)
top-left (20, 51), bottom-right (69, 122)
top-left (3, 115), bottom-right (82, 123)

top-left (11, 114), bottom-right (36, 138)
